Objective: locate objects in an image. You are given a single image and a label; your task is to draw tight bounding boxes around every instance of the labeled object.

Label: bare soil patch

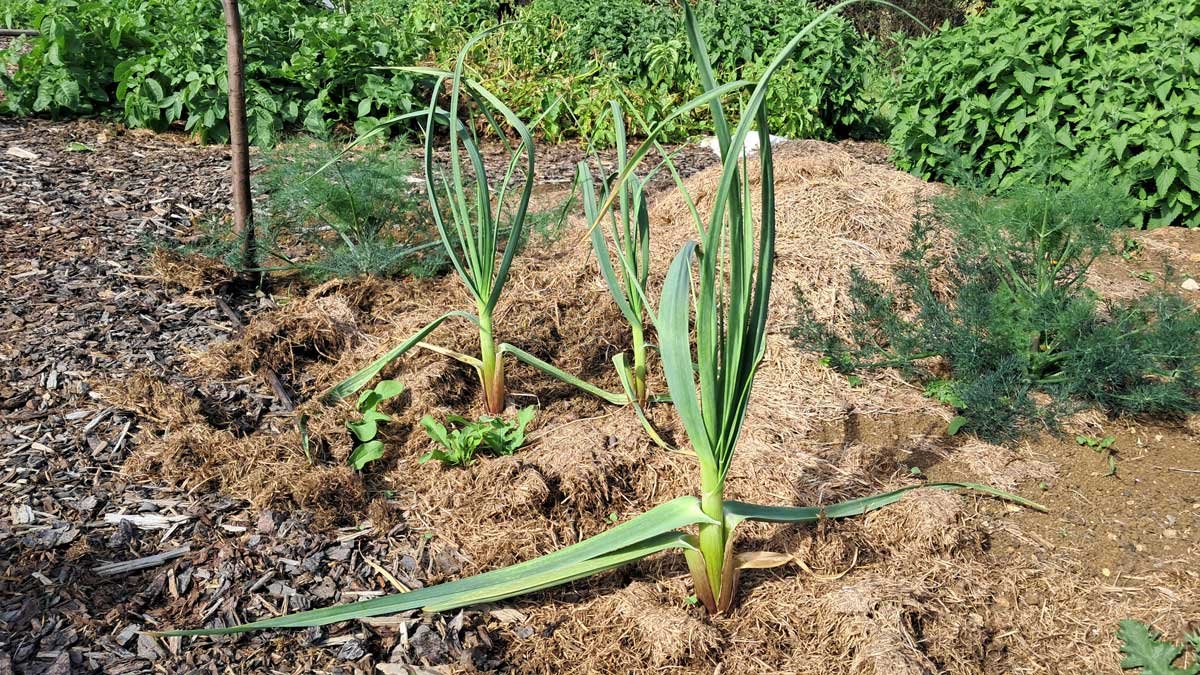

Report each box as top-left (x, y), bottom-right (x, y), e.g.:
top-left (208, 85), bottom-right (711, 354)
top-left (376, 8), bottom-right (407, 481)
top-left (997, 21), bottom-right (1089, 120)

top-left (2, 117), bottom-right (1198, 674)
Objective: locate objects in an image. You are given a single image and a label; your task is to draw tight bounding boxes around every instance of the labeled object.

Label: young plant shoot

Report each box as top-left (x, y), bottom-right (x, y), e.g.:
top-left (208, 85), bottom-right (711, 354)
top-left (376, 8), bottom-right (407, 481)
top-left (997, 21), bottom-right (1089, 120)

top-left (322, 28), bottom-right (535, 415)
top-left (346, 379), bottom-right (404, 470)
top-left (316, 35), bottom-right (720, 420)
top-left (156, 2), bottom-right (1042, 639)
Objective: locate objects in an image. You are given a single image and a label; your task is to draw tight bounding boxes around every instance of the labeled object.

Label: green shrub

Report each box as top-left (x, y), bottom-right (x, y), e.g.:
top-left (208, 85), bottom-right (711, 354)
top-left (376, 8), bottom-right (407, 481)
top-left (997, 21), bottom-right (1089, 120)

top-left (257, 138), bottom-right (446, 280)
top-left (357, 0), bottom-right (499, 52)
top-left (1, 0), bottom-right (428, 145)
top-left (791, 179), bottom-right (1200, 441)
top-left (478, 0), bottom-right (881, 144)
top-left (3, 0), bottom-right (883, 146)
top-left (695, 0), bottom-right (884, 138)
top-left (889, 0), bottom-right (1200, 228)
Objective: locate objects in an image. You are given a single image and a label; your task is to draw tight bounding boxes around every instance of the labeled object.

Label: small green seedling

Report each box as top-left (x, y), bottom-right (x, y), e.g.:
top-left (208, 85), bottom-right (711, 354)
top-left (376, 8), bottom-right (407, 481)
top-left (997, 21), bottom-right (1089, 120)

top-left (346, 380), bottom-right (404, 470)
top-left (924, 379), bottom-right (966, 409)
top-left (1121, 237), bottom-right (1144, 261)
top-left (1076, 434), bottom-right (1118, 476)
top-left (946, 416), bottom-right (969, 436)
top-left (419, 406), bottom-right (536, 467)
top-left (923, 380), bottom-right (970, 435)
top-left (1118, 619), bottom-right (1200, 675)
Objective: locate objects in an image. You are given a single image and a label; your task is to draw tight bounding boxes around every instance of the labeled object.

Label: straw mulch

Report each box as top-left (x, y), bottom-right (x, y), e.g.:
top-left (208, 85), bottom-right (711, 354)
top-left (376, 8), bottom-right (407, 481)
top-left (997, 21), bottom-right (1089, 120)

top-left (116, 140), bottom-right (1198, 673)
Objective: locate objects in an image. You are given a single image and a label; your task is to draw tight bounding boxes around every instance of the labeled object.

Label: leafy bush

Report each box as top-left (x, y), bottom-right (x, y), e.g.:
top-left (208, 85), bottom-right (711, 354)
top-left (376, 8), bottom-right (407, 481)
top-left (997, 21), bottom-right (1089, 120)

top-left (694, 0), bottom-right (884, 138)
top-left (3, 0), bottom-right (885, 146)
top-left (889, 0), bottom-right (1200, 228)
top-left (791, 179), bottom-right (1200, 441)
top-left (256, 138), bottom-right (445, 280)
top-left (1, 0), bottom-right (427, 144)
top-left (479, 0), bottom-right (882, 143)
top-left (419, 407), bottom-right (536, 467)
top-left (357, 0), bottom-right (499, 52)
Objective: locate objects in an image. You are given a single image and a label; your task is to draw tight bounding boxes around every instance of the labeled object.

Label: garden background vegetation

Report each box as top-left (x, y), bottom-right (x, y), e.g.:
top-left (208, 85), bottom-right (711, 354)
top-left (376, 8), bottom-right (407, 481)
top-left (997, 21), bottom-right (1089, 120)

top-left (6, 0), bottom-right (1197, 228)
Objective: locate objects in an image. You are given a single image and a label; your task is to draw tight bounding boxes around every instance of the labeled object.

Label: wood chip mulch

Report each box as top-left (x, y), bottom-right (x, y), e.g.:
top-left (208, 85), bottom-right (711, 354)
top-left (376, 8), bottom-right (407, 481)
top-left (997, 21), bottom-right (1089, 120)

top-left (0, 118), bottom-right (499, 675)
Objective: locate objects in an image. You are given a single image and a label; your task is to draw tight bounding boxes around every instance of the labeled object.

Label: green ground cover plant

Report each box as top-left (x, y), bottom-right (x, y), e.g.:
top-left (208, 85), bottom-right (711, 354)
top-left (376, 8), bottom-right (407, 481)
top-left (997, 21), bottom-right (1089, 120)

top-left (791, 178), bottom-right (1200, 441)
top-left (1118, 619), bottom-right (1200, 675)
top-left (3, 0), bottom-right (886, 146)
top-left (487, 0), bottom-right (884, 143)
top-left (153, 2), bottom-right (1042, 640)
top-left (889, 0), bottom-right (1200, 227)
top-left (419, 406), bottom-right (536, 467)
top-left (2, 0), bottom-right (427, 144)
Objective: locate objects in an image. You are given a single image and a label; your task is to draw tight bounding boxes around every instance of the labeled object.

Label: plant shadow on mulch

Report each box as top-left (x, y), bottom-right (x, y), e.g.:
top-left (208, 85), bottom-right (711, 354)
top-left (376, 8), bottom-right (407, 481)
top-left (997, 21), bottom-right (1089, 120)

top-left (111, 141), bottom-right (1200, 674)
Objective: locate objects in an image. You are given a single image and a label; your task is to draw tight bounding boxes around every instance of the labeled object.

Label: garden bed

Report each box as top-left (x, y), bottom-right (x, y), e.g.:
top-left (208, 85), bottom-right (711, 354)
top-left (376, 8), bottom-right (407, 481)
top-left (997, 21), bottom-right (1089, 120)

top-left (2, 117), bottom-right (1197, 674)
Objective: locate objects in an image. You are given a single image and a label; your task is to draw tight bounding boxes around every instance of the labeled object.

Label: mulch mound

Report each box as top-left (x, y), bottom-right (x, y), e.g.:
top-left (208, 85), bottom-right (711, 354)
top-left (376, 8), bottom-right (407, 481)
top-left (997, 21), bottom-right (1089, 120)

top-left (110, 138), bottom-right (1200, 672)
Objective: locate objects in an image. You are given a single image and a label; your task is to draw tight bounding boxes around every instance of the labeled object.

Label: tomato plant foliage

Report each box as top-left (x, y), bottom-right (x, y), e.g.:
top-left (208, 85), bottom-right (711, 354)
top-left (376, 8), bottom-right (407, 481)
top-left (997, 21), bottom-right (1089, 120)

top-left (2, 0), bottom-right (427, 145)
top-left (1, 0), bottom-right (882, 146)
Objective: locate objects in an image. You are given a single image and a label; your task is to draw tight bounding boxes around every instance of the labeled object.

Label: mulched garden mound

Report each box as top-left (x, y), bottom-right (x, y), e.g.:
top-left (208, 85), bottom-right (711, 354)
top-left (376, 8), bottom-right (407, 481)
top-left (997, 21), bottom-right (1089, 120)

top-left (3, 117), bottom-right (1197, 675)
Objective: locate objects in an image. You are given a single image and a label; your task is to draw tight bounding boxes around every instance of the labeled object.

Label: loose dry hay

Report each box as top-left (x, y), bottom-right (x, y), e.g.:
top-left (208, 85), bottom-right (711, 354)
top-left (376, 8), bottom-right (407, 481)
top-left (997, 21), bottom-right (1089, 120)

top-left (385, 407), bottom-right (690, 573)
top-left (942, 440), bottom-right (1057, 492)
top-left (104, 373), bottom-right (367, 519)
top-left (147, 248), bottom-right (234, 297)
top-left (120, 141), bottom-right (1197, 671)
top-left (195, 283), bottom-right (363, 381)
top-left (97, 371), bottom-right (205, 428)
top-left (862, 489), bottom-right (982, 557)
top-left (506, 507), bottom-right (1200, 675)
top-left (649, 140), bottom-right (951, 444)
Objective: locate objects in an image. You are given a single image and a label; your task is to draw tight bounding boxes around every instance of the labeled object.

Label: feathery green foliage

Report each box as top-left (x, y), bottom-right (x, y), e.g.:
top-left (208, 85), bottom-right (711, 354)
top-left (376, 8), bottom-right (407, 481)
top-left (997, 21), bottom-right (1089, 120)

top-left (791, 178), bottom-right (1200, 440)
top-left (258, 139), bottom-right (446, 280)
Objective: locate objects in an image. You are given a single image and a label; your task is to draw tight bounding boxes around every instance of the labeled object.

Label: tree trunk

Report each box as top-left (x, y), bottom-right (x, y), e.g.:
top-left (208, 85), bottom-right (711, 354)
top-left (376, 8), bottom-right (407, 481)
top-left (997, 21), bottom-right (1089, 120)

top-left (221, 0), bottom-right (255, 271)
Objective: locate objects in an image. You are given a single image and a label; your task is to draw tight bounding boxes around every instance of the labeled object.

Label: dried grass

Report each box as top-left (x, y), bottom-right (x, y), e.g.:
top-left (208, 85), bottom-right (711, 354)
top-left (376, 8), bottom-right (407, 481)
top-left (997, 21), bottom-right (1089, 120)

top-left (148, 249), bottom-right (234, 295)
top-left (124, 141), bottom-right (1198, 672)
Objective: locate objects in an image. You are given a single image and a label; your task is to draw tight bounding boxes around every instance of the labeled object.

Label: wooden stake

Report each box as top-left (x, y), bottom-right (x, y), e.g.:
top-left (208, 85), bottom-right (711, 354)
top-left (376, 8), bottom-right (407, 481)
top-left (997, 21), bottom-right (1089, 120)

top-left (221, 0), bottom-right (255, 271)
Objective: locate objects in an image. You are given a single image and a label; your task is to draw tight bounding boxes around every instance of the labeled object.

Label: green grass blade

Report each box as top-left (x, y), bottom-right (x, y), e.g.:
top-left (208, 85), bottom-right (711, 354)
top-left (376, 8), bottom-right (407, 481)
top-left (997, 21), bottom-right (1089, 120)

top-left (724, 482), bottom-right (1047, 529)
top-left (322, 311), bottom-right (479, 403)
top-left (579, 161), bottom-right (639, 327)
top-left (499, 343), bottom-right (629, 405)
top-left (659, 241), bottom-right (715, 467)
top-left (151, 497), bottom-right (713, 636)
